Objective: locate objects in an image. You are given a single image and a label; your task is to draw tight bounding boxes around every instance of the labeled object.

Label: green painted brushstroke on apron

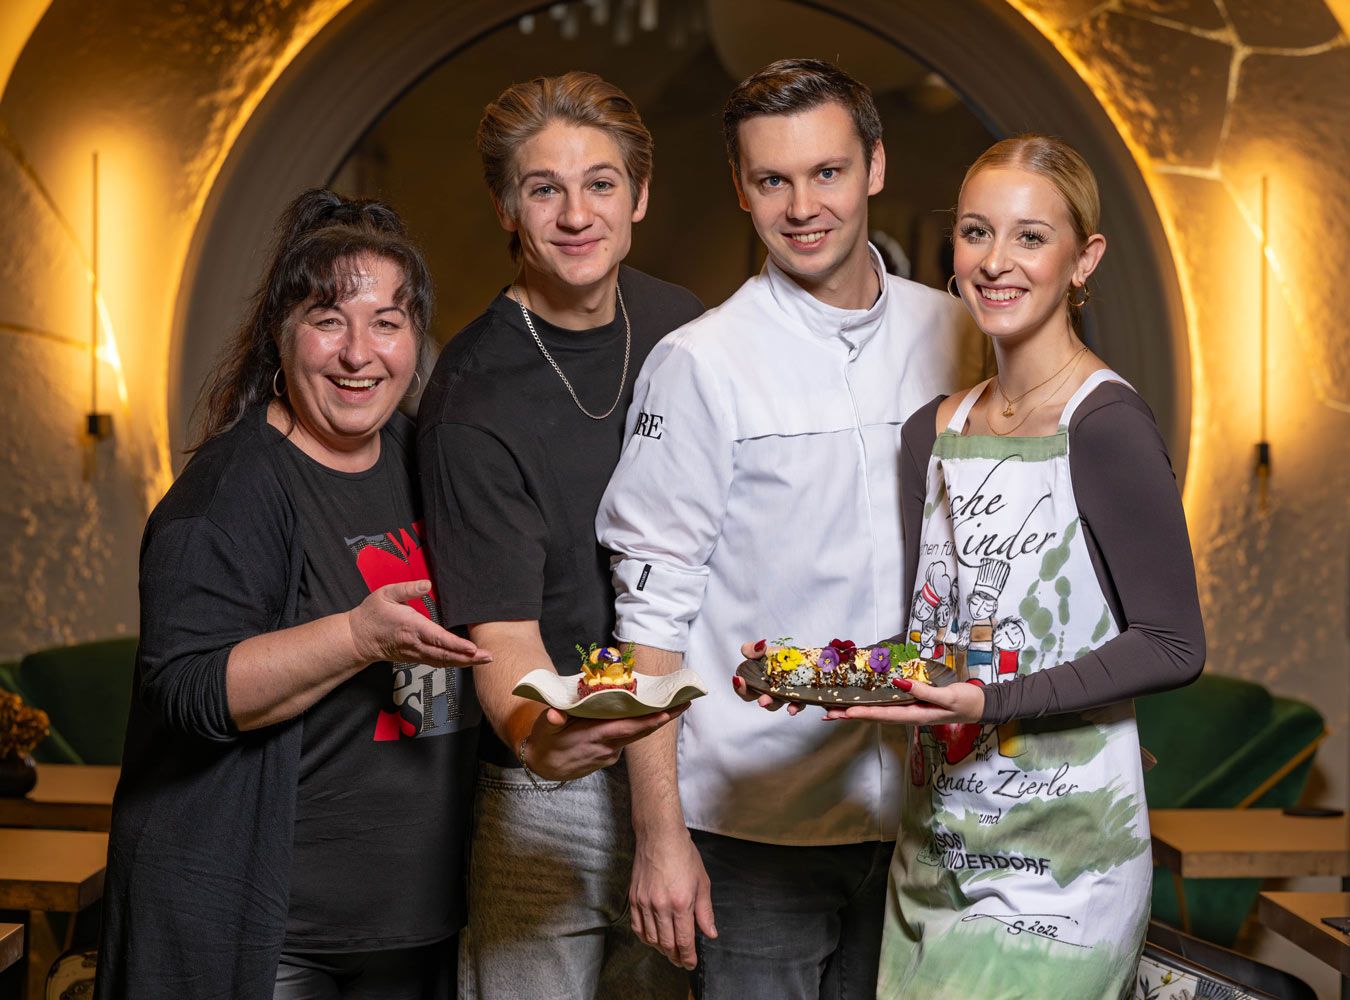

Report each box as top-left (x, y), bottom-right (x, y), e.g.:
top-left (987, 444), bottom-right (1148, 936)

top-left (880, 921), bottom-right (1140, 999)
top-left (937, 787), bottom-right (1150, 888)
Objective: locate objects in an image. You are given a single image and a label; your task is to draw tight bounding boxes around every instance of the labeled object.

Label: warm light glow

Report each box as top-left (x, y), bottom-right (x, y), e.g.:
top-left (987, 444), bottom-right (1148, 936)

top-left (178, 1), bottom-right (357, 232)
top-left (0, 0), bottom-right (54, 99)
top-left (1004, 0), bottom-right (1209, 512)
top-left (94, 292), bottom-right (128, 408)
top-left (1220, 172), bottom-right (1349, 416)
top-left (150, 0), bottom-right (357, 502)
top-left (13, 1), bottom-right (359, 509)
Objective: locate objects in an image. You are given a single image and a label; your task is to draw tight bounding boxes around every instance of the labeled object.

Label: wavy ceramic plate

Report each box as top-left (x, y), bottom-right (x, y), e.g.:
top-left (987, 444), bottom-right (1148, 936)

top-left (735, 657), bottom-right (961, 707)
top-left (512, 668), bottom-right (709, 720)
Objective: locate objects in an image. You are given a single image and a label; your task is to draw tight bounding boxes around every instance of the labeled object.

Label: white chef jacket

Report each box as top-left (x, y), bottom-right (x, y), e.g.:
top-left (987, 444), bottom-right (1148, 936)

top-left (596, 248), bottom-right (971, 845)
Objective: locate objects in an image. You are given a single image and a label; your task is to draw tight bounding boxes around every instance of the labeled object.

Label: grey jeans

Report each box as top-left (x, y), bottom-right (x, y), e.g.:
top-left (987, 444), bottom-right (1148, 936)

top-left (457, 761), bottom-right (688, 1000)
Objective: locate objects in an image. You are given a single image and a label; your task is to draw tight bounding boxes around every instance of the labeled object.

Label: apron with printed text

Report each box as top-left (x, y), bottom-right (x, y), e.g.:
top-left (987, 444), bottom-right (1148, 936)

top-left (879, 370), bottom-right (1151, 1000)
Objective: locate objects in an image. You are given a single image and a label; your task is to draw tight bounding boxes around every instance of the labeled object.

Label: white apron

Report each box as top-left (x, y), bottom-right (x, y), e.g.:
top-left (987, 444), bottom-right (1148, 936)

top-left (880, 370), bottom-right (1152, 1000)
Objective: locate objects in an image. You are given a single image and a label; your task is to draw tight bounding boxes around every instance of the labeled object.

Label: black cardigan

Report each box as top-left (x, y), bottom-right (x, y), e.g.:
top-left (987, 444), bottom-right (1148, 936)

top-left (97, 406), bottom-right (313, 1000)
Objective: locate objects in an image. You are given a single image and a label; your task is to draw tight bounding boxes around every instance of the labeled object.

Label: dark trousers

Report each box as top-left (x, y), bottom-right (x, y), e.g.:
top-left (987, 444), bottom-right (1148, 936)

top-left (691, 830), bottom-right (893, 1000)
top-left (273, 938), bottom-right (454, 1000)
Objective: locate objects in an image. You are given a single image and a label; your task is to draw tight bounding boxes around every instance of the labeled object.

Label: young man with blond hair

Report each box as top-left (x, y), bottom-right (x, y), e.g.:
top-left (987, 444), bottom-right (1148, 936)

top-left (418, 72), bottom-right (701, 999)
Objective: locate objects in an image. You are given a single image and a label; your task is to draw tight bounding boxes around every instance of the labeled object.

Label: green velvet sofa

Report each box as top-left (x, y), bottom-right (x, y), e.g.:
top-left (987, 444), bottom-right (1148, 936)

top-left (1136, 672), bottom-right (1326, 947)
top-left (0, 637), bottom-right (137, 765)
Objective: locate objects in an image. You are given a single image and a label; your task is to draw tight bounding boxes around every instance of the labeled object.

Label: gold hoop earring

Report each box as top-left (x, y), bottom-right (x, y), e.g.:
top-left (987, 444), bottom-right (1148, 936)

top-left (947, 274), bottom-right (961, 299)
top-left (405, 371), bottom-right (423, 398)
top-left (272, 368), bottom-right (285, 397)
top-left (1068, 284), bottom-right (1090, 308)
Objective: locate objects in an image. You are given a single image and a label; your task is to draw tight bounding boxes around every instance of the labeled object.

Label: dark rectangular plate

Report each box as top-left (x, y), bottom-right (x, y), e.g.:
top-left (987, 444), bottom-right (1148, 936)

top-left (735, 657), bottom-right (962, 707)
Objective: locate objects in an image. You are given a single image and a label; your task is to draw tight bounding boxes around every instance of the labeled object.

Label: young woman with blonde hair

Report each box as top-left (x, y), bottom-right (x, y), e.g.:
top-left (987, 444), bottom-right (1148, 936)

top-left (748, 134), bottom-right (1205, 998)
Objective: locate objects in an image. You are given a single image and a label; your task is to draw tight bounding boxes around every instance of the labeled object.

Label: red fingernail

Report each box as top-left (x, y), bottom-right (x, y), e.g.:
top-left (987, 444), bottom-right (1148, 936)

top-left (733, 676), bottom-right (744, 691)
top-left (896, 678), bottom-right (913, 691)
top-left (753, 639), bottom-right (766, 652)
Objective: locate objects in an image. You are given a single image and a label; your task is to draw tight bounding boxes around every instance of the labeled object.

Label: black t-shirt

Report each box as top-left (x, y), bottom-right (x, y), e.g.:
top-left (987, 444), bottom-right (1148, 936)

top-left (418, 267), bottom-right (702, 767)
top-left (274, 414), bottom-right (480, 950)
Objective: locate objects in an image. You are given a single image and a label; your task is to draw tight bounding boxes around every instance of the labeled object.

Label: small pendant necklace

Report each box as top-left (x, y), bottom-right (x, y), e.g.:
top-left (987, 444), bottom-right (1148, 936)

top-left (990, 347), bottom-right (1088, 437)
top-left (995, 344), bottom-right (1088, 417)
top-left (510, 279), bottom-right (632, 421)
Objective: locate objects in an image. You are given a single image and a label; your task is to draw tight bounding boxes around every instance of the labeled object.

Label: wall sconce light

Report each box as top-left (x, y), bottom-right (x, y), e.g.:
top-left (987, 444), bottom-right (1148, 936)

top-left (1254, 175), bottom-right (1270, 511)
top-left (87, 150), bottom-right (112, 441)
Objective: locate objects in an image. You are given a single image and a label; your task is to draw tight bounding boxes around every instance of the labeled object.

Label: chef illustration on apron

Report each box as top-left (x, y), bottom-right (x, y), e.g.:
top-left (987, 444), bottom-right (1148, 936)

top-left (881, 369), bottom-right (1152, 1000)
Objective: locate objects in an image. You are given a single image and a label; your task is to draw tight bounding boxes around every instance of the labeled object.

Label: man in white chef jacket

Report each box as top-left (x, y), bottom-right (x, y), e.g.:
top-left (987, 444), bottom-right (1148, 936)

top-left (596, 59), bottom-right (973, 999)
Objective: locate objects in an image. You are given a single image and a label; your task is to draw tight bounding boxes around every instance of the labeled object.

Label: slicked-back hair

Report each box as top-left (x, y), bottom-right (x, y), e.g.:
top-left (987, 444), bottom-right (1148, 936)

top-left (722, 58), bottom-right (882, 179)
top-left (958, 133), bottom-right (1101, 330)
top-left (959, 133), bottom-right (1100, 247)
top-left (476, 71), bottom-right (653, 259)
top-left (190, 189), bottom-right (434, 449)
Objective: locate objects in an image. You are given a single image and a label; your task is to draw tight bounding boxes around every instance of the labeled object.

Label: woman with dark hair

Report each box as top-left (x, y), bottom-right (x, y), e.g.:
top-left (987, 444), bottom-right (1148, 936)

top-left (96, 190), bottom-right (491, 1000)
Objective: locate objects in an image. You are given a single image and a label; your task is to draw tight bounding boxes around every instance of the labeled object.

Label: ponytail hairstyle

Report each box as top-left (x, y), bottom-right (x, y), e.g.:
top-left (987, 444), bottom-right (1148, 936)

top-left (190, 189), bottom-right (435, 449)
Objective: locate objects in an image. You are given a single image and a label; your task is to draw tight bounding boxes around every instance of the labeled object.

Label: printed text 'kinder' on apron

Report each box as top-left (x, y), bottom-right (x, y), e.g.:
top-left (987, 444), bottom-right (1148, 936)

top-left (880, 370), bottom-right (1151, 1000)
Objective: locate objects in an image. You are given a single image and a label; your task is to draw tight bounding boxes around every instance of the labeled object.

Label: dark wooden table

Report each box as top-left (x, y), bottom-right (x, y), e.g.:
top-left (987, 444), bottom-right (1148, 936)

top-left (0, 765), bottom-right (118, 831)
top-left (0, 828), bottom-right (108, 1000)
top-left (0, 924), bottom-right (19, 970)
top-left (1259, 892), bottom-right (1350, 999)
top-left (0, 923), bottom-right (20, 969)
top-left (0, 923), bottom-right (22, 1000)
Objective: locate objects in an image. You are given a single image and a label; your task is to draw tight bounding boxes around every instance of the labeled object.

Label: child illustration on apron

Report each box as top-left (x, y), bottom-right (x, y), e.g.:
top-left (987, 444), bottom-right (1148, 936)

top-left (881, 371), bottom-right (1152, 1000)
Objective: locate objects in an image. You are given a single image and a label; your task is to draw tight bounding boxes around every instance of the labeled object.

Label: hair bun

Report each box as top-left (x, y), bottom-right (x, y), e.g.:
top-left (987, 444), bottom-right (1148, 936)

top-left (273, 189), bottom-right (410, 251)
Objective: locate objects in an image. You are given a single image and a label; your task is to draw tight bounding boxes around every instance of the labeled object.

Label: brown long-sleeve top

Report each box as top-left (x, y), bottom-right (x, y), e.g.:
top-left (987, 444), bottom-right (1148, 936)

top-left (900, 383), bottom-right (1206, 725)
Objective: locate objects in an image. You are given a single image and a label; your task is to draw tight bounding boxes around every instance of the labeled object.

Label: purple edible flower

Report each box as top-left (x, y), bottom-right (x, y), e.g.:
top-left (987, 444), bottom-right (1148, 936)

top-left (818, 647), bottom-right (840, 672)
top-left (597, 647), bottom-right (621, 663)
top-left (868, 646), bottom-right (891, 673)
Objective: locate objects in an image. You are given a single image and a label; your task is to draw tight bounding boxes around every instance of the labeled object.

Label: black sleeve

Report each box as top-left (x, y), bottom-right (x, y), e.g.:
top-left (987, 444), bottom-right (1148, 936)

top-left (420, 421), bottom-right (547, 627)
top-left (137, 511), bottom-right (287, 743)
top-left (900, 396), bottom-right (945, 612)
top-left (980, 391), bottom-right (1206, 723)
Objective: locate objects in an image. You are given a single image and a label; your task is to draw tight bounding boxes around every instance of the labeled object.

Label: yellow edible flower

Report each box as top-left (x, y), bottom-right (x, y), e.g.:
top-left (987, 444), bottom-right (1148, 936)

top-left (768, 647), bottom-right (805, 673)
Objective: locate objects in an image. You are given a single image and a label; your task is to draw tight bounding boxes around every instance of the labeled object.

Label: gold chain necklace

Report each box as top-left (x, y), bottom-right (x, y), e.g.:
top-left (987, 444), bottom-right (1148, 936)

top-left (994, 344), bottom-right (1088, 417)
top-left (510, 280), bottom-right (631, 421)
top-left (989, 348), bottom-right (1088, 437)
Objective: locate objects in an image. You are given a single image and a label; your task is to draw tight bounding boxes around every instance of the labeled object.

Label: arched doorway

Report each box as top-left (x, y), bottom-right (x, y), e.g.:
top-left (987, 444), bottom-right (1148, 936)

top-left (172, 0), bottom-right (1188, 473)
top-left (329, 0), bottom-right (1001, 348)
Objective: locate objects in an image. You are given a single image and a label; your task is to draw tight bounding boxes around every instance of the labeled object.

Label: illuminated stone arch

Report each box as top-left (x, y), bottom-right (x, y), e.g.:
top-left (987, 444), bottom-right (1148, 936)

top-left (172, 0), bottom-right (1189, 474)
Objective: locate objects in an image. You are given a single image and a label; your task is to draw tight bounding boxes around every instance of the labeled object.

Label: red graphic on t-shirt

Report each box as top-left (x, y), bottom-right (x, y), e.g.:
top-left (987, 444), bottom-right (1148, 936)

top-left (353, 519), bottom-right (437, 621)
top-left (344, 519), bottom-right (462, 742)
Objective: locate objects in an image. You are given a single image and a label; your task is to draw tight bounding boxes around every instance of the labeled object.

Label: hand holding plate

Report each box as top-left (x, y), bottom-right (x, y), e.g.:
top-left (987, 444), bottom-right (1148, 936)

top-left (822, 677), bottom-right (986, 725)
top-left (735, 640), bottom-right (806, 715)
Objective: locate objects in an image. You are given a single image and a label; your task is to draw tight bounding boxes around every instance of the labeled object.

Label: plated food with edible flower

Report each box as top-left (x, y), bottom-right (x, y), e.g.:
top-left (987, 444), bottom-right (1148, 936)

top-left (576, 643), bottom-right (638, 697)
top-left (511, 641), bottom-right (709, 720)
top-left (739, 638), bottom-right (959, 706)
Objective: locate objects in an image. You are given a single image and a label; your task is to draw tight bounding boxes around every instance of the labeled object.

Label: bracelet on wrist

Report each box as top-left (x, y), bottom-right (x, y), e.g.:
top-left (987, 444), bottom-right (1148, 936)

top-left (518, 734), bottom-right (568, 792)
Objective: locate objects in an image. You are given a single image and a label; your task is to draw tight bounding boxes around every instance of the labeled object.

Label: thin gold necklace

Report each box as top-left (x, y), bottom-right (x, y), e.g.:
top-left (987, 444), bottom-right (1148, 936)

top-left (989, 349), bottom-right (1088, 437)
top-left (994, 344), bottom-right (1088, 417)
top-left (510, 279), bottom-right (631, 421)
